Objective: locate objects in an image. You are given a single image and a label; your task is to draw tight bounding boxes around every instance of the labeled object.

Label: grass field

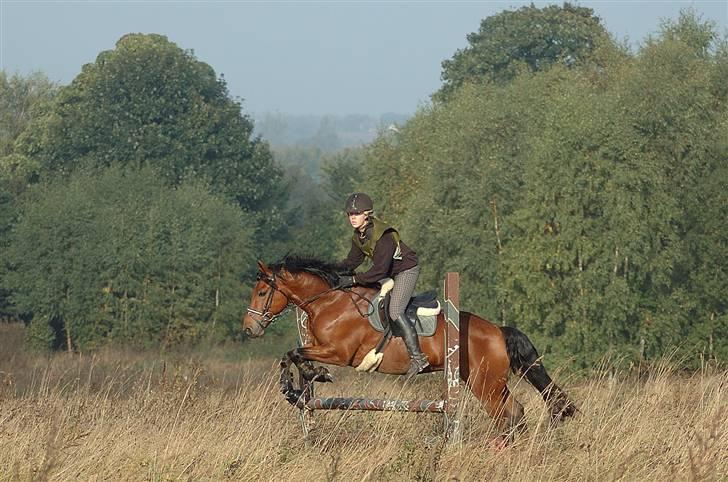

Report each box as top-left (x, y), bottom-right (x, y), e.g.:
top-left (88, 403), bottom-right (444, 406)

top-left (0, 323), bottom-right (725, 481)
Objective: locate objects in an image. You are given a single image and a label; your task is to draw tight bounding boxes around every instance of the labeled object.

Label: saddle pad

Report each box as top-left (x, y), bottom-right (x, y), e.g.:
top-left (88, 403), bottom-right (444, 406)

top-left (366, 292), bottom-right (438, 337)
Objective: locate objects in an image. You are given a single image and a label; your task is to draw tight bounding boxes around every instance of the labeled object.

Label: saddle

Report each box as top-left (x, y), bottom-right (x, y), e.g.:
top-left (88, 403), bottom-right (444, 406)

top-left (367, 278), bottom-right (441, 337)
top-left (355, 279), bottom-right (441, 373)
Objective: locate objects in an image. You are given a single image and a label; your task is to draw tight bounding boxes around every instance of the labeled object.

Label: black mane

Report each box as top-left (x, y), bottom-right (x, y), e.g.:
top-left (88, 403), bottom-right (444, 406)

top-left (271, 255), bottom-right (348, 287)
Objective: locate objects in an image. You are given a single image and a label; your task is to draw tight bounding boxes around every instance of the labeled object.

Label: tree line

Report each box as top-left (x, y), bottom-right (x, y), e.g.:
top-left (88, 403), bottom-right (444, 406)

top-left (362, 6), bottom-right (727, 367)
top-left (0, 33), bottom-right (284, 349)
top-left (0, 5), bottom-right (725, 368)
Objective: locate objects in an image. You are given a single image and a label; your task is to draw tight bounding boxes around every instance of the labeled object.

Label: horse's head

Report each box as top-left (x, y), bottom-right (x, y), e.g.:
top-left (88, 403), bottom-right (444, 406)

top-left (242, 260), bottom-right (291, 337)
top-left (242, 256), bottom-right (346, 337)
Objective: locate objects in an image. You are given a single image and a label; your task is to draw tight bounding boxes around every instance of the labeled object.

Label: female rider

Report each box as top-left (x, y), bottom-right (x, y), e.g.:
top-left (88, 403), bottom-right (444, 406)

top-left (337, 192), bottom-right (429, 379)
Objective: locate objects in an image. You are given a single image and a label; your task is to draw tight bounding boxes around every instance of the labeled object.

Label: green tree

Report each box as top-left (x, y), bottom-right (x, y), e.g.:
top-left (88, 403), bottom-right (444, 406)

top-left (497, 64), bottom-right (684, 366)
top-left (363, 76), bottom-right (550, 319)
top-left (0, 71), bottom-right (57, 158)
top-left (360, 9), bottom-right (726, 369)
top-left (273, 145), bottom-right (326, 180)
top-left (0, 71), bottom-right (57, 320)
top-left (628, 12), bottom-right (727, 362)
top-left (16, 34), bottom-right (282, 213)
top-left (321, 147), bottom-right (364, 205)
top-left (319, 147), bottom-right (366, 258)
top-left (437, 2), bottom-right (615, 100)
top-left (3, 167), bottom-right (254, 350)
top-left (266, 147), bottom-right (365, 261)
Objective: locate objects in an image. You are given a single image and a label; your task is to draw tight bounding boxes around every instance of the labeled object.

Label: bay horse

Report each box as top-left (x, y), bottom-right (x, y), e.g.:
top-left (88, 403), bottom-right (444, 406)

top-left (242, 256), bottom-right (576, 442)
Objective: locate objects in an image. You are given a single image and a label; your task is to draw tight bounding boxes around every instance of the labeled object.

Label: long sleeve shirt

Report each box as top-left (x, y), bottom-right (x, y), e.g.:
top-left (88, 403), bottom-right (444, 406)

top-left (340, 228), bottom-right (418, 285)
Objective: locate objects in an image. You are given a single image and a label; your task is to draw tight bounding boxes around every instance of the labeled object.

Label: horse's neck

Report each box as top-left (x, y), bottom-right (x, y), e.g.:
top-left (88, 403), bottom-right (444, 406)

top-left (286, 276), bottom-right (333, 311)
top-left (293, 279), bottom-right (376, 332)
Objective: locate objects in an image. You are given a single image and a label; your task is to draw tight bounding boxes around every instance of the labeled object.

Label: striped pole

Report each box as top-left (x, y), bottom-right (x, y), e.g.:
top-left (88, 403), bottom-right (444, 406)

top-left (444, 272), bottom-right (461, 444)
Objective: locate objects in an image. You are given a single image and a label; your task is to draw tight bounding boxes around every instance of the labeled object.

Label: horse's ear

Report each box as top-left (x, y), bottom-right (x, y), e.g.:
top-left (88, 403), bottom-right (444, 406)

top-left (257, 260), bottom-right (271, 274)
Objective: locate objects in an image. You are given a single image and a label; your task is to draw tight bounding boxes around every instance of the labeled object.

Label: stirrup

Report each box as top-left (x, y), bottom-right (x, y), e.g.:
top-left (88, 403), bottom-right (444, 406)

top-left (405, 353), bottom-right (429, 380)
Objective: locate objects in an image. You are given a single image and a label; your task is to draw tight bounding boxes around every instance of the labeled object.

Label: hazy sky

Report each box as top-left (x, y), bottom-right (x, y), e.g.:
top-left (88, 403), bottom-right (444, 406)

top-left (1, 1), bottom-right (726, 116)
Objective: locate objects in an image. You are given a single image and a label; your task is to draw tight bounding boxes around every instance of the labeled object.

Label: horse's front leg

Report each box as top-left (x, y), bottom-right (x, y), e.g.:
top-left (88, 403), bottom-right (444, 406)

top-left (287, 345), bottom-right (349, 383)
top-left (279, 353), bottom-right (303, 404)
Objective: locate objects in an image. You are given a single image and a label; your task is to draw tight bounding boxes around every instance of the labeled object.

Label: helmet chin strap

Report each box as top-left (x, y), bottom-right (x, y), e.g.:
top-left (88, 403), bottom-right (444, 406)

top-left (357, 217), bottom-right (372, 236)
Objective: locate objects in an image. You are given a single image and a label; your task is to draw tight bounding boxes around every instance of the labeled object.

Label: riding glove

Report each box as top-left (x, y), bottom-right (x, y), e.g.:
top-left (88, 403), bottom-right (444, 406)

top-left (337, 275), bottom-right (356, 288)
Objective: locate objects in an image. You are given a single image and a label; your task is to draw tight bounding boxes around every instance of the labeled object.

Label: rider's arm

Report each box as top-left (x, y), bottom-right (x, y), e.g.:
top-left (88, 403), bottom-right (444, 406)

top-left (352, 232), bottom-right (396, 284)
top-left (339, 240), bottom-right (365, 272)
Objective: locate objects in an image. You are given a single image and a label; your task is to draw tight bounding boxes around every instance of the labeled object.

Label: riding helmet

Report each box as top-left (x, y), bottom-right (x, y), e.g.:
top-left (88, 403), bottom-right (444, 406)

top-left (344, 192), bottom-right (374, 214)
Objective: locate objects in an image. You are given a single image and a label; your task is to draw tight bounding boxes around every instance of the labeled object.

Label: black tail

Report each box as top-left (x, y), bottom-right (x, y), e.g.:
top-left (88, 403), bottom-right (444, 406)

top-left (500, 326), bottom-right (577, 424)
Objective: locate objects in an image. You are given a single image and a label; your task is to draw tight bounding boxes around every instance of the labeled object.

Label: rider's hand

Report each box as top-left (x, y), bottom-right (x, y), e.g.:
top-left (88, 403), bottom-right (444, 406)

top-left (337, 275), bottom-right (356, 289)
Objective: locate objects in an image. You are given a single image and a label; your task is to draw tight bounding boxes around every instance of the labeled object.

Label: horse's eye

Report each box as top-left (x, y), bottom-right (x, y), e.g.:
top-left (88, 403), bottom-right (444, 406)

top-left (258, 290), bottom-right (267, 297)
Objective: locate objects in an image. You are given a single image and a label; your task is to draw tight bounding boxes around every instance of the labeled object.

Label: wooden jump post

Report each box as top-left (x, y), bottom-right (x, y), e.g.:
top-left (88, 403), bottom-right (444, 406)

top-left (294, 272), bottom-right (462, 444)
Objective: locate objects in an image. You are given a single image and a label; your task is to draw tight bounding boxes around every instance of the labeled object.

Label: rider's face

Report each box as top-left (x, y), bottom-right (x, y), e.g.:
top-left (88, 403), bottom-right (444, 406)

top-left (348, 212), bottom-right (368, 230)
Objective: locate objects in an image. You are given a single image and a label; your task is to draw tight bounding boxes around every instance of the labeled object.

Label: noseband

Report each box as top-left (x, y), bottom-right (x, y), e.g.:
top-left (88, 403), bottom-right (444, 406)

top-left (246, 272), bottom-right (292, 331)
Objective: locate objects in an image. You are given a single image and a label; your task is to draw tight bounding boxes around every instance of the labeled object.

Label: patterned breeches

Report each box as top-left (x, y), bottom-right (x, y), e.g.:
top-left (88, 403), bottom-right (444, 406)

top-left (388, 265), bottom-right (420, 320)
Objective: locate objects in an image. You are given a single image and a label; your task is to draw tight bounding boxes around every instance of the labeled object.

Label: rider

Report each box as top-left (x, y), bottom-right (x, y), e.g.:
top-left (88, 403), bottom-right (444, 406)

top-left (337, 192), bottom-right (429, 379)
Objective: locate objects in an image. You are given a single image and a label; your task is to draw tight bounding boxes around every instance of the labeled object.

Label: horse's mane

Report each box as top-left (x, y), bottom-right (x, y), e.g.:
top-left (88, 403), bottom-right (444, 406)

top-left (271, 254), bottom-right (347, 287)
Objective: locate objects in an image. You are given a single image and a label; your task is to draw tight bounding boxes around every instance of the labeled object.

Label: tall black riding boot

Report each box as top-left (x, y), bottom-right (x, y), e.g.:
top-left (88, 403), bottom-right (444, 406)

top-left (393, 314), bottom-right (429, 380)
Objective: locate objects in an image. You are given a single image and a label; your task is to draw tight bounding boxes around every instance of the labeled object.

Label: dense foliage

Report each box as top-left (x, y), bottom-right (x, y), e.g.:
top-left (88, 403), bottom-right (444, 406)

top-left (0, 72), bottom-right (58, 317)
top-left (0, 8), bottom-right (724, 369)
top-left (0, 35), bottom-right (274, 348)
top-left (437, 3), bottom-right (614, 100)
top-left (16, 33), bottom-right (282, 212)
top-left (364, 11), bottom-right (727, 368)
top-left (4, 167), bottom-right (252, 350)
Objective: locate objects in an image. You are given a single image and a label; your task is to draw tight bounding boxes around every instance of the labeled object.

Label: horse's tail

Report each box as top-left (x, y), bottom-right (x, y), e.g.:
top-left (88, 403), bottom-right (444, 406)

top-left (500, 325), bottom-right (578, 424)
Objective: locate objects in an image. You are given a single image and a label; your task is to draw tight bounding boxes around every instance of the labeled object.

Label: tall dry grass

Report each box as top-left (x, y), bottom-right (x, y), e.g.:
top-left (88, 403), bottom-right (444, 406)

top-left (0, 323), bottom-right (725, 481)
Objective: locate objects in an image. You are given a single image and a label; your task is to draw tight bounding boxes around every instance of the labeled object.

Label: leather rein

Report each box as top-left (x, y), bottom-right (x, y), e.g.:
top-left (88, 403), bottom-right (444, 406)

top-left (245, 271), bottom-right (375, 332)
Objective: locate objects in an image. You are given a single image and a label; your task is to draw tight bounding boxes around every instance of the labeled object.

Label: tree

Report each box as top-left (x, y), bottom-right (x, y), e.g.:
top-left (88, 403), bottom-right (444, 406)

top-left (496, 64), bottom-right (683, 366)
top-left (3, 166), bottom-right (254, 350)
top-left (0, 71), bottom-right (57, 158)
top-left (630, 12), bottom-right (728, 362)
top-left (437, 3), bottom-right (615, 100)
top-left (318, 147), bottom-right (366, 258)
top-left (264, 147), bottom-right (365, 262)
top-left (362, 76), bottom-right (550, 319)
top-left (16, 33), bottom-right (282, 213)
top-left (0, 71), bottom-right (57, 320)
top-left (359, 9), bottom-right (726, 368)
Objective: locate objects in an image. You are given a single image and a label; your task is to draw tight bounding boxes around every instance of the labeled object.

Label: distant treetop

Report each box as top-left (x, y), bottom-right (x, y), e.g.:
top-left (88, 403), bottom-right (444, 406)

top-left (437, 3), bottom-right (613, 101)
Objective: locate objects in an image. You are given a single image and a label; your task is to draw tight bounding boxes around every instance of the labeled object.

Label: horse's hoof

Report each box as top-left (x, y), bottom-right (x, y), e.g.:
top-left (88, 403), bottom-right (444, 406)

top-left (313, 372), bottom-right (334, 383)
top-left (311, 367), bottom-right (334, 383)
top-left (283, 389), bottom-right (303, 405)
top-left (489, 436), bottom-right (509, 452)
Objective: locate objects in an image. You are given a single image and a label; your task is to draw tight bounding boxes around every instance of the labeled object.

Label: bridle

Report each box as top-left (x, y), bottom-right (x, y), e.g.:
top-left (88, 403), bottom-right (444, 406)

top-left (246, 272), bottom-right (291, 332)
top-left (246, 270), bottom-right (377, 332)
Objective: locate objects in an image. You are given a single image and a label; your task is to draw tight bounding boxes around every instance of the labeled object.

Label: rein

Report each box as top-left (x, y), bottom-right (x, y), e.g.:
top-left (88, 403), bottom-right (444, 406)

top-left (247, 271), bottom-right (376, 330)
top-left (340, 289), bottom-right (376, 319)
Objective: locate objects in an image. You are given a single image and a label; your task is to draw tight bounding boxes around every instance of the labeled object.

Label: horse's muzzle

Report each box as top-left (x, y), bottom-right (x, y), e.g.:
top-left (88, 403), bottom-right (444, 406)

top-left (243, 321), bottom-right (264, 338)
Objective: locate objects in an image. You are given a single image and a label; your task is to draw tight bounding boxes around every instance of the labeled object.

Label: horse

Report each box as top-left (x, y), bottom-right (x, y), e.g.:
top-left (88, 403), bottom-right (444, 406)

top-left (242, 255), bottom-right (577, 443)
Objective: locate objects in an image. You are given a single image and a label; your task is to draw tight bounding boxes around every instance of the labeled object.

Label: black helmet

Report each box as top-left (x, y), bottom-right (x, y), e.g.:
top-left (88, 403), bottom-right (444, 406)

top-left (344, 192), bottom-right (374, 214)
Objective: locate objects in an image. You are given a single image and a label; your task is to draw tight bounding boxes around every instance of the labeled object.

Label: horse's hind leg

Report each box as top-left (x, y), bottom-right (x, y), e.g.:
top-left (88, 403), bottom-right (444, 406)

top-left (468, 363), bottom-right (526, 446)
top-left (498, 387), bottom-right (526, 442)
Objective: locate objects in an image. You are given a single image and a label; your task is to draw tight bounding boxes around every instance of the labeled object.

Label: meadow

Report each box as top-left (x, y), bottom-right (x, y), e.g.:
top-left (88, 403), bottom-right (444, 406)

top-left (0, 323), bottom-right (725, 481)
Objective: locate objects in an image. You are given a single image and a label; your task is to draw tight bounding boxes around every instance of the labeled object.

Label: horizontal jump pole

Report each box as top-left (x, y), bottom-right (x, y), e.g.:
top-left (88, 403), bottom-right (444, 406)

top-left (297, 397), bottom-right (446, 413)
